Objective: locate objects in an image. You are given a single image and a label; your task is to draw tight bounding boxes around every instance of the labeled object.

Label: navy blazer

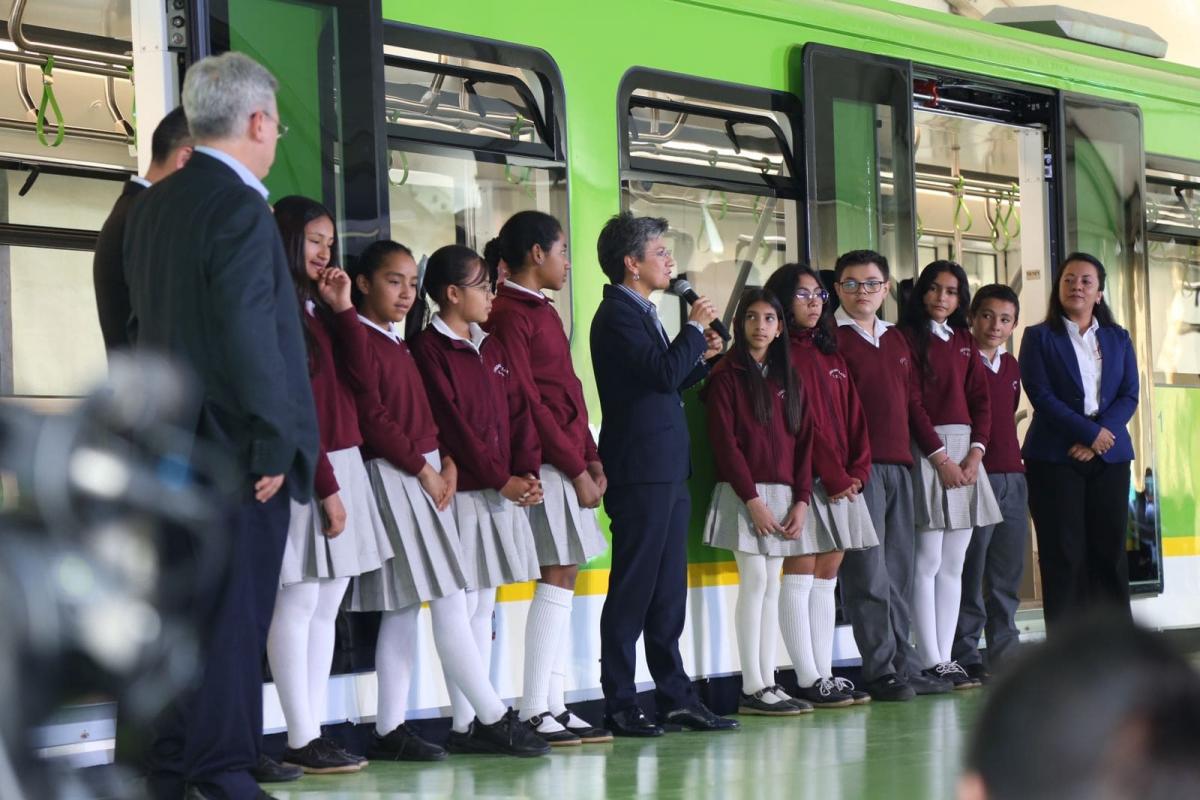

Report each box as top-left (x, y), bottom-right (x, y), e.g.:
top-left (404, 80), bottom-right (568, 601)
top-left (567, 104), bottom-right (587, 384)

top-left (1018, 320), bottom-right (1138, 464)
top-left (590, 283), bottom-right (709, 487)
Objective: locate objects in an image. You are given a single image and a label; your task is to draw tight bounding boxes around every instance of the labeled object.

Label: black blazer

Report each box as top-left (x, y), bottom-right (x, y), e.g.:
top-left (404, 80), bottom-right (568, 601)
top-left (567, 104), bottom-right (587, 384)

top-left (123, 151), bottom-right (319, 501)
top-left (590, 283), bottom-right (709, 487)
top-left (93, 179), bottom-right (145, 351)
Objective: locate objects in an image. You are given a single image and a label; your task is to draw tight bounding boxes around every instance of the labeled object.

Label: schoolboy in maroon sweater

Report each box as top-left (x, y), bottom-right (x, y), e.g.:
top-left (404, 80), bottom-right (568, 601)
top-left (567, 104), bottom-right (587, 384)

top-left (952, 285), bottom-right (1028, 682)
top-left (831, 249), bottom-right (951, 700)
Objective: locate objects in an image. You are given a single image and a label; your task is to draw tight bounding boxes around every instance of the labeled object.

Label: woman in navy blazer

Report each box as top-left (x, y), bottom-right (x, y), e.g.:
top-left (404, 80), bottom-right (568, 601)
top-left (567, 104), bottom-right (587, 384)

top-left (1019, 252), bottom-right (1139, 629)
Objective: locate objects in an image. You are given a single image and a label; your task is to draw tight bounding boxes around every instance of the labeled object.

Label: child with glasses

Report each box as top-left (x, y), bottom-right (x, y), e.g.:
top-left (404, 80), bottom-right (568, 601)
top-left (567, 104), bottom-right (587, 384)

top-left (764, 264), bottom-right (880, 708)
top-left (409, 244), bottom-right (551, 755)
top-left (830, 249), bottom-right (951, 701)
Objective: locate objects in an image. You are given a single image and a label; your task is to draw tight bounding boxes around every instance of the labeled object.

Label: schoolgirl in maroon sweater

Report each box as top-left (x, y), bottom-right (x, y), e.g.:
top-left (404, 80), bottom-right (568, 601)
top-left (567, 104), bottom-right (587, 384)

top-left (483, 211), bottom-right (611, 745)
top-left (701, 288), bottom-right (814, 717)
top-left (764, 263), bottom-right (880, 708)
top-left (899, 260), bottom-right (1003, 688)
top-left (409, 244), bottom-right (547, 740)
top-left (345, 240), bottom-right (548, 759)
top-left (267, 196), bottom-right (392, 773)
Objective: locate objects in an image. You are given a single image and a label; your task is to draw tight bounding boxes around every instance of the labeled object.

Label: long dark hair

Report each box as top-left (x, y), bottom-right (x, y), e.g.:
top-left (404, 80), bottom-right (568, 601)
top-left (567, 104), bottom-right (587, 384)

top-left (347, 239), bottom-right (413, 310)
top-left (406, 243), bottom-right (494, 341)
top-left (764, 262), bottom-right (837, 355)
top-left (489, 210), bottom-right (563, 276)
top-left (1045, 252), bottom-right (1118, 332)
top-left (731, 288), bottom-right (804, 434)
top-left (274, 195), bottom-right (337, 372)
top-left (900, 259), bottom-right (971, 379)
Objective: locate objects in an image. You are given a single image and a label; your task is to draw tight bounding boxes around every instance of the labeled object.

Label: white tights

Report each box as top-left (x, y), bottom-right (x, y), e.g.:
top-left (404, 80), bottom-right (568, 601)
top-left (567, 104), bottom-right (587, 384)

top-left (447, 587), bottom-right (498, 732)
top-left (733, 552), bottom-right (783, 695)
top-left (913, 528), bottom-right (973, 667)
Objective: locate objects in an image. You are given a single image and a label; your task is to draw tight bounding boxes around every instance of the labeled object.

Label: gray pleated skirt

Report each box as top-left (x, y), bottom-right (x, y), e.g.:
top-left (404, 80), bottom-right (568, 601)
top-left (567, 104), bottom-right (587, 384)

top-left (454, 489), bottom-right (542, 590)
top-left (911, 424), bottom-right (1005, 532)
top-left (347, 452), bottom-right (469, 612)
top-left (702, 482), bottom-right (835, 557)
top-left (527, 464), bottom-right (609, 567)
top-left (278, 446), bottom-right (394, 587)
top-left (810, 479), bottom-right (880, 551)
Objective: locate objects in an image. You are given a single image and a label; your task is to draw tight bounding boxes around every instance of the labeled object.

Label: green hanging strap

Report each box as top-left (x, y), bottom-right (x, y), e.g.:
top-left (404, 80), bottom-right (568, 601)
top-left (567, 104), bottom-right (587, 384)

top-left (953, 175), bottom-right (973, 233)
top-left (37, 56), bottom-right (65, 148)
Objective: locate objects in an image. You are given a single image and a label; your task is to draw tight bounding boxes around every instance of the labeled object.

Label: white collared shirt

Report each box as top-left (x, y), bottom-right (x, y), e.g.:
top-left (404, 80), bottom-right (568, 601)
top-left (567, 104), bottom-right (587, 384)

top-left (504, 280), bottom-right (545, 300)
top-left (359, 314), bottom-right (403, 343)
top-left (981, 344), bottom-right (1006, 374)
top-left (834, 305), bottom-right (893, 348)
top-left (130, 175), bottom-right (151, 189)
top-left (929, 318), bottom-right (954, 342)
top-left (1064, 317), bottom-right (1102, 416)
top-left (194, 145), bottom-right (270, 200)
top-left (433, 314), bottom-right (487, 354)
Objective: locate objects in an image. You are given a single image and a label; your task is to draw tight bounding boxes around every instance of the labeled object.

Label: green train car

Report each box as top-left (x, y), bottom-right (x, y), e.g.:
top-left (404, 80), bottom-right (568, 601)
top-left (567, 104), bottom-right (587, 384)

top-left (176, 0), bottom-right (1200, 716)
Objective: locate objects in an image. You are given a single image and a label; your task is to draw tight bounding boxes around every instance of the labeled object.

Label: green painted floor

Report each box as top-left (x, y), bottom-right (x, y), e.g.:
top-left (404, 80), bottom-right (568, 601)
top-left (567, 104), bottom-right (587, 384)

top-left (271, 691), bottom-right (985, 800)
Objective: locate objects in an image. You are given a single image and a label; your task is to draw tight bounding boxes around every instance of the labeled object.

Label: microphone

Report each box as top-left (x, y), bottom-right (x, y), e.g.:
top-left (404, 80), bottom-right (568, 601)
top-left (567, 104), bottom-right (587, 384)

top-left (669, 278), bottom-right (731, 342)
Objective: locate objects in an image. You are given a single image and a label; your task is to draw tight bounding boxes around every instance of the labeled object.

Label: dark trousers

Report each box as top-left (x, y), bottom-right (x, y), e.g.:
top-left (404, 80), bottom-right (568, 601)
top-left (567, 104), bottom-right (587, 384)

top-left (953, 472), bottom-right (1027, 669)
top-left (146, 491), bottom-right (290, 800)
top-left (840, 463), bottom-right (919, 683)
top-left (599, 480), bottom-right (695, 713)
top-left (1026, 459), bottom-right (1131, 631)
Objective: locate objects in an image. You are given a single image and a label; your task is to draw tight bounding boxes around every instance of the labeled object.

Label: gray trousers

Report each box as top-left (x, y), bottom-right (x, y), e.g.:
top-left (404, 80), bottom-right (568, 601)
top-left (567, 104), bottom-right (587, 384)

top-left (952, 472), bottom-right (1028, 669)
top-left (839, 463), bottom-right (919, 683)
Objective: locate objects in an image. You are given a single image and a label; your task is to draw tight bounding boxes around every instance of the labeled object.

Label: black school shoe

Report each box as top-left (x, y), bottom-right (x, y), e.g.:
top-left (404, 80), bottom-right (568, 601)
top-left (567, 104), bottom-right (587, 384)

top-left (767, 686), bottom-right (814, 714)
top-left (929, 661), bottom-right (982, 690)
top-left (865, 673), bottom-right (916, 702)
top-left (794, 678), bottom-right (855, 709)
top-left (281, 738), bottom-right (363, 774)
top-left (738, 689), bottom-right (803, 716)
top-left (555, 711), bottom-right (614, 743)
top-left (658, 701), bottom-right (741, 731)
top-left (251, 754), bottom-right (302, 783)
top-left (369, 723), bottom-right (448, 761)
top-left (524, 713), bottom-right (582, 747)
top-left (318, 736), bottom-right (367, 767)
top-left (909, 671), bottom-right (955, 695)
top-left (604, 707), bottom-right (664, 737)
top-left (832, 677), bottom-right (872, 705)
top-left (464, 708), bottom-right (552, 757)
top-left (964, 662), bottom-right (992, 685)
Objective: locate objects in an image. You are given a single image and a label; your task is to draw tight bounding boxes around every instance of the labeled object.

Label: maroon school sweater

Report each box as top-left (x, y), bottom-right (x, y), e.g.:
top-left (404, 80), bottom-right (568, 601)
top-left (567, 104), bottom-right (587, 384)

top-left (902, 325), bottom-right (991, 449)
top-left (484, 284), bottom-right (599, 479)
top-left (789, 328), bottom-right (872, 495)
top-left (354, 322), bottom-right (441, 477)
top-left (411, 321), bottom-right (542, 493)
top-left (306, 306), bottom-right (371, 499)
top-left (701, 353), bottom-right (814, 505)
top-left (981, 351), bottom-right (1025, 474)
top-left (835, 323), bottom-right (943, 467)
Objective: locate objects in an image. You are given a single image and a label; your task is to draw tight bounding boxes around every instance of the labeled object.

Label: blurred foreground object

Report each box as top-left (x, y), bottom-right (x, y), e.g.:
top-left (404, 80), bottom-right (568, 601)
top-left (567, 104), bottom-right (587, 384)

top-left (0, 354), bottom-right (232, 800)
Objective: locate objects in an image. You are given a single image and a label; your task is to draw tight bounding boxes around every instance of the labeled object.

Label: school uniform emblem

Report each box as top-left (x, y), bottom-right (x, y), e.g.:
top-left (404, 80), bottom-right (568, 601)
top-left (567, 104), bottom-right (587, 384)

top-left (493, 363), bottom-right (510, 377)
top-left (960, 347), bottom-right (972, 357)
top-left (1012, 380), bottom-right (1019, 391)
top-left (829, 368), bottom-right (848, 380)
top-left (899, 356), bottom-right (909, 367)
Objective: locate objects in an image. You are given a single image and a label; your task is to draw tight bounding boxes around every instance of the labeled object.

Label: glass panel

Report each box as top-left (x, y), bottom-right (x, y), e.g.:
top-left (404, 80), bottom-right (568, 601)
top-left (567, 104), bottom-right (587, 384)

top-left (628, 95), bottom-right (792, 181)
top-left (1146, 167), bottom-right (1200, 385)
top-left (623, 181), bottom-right (796, 338)
top-left (2, 169), bottom-right (123, 230)
top-left (383, 50), bottom-right (547, 147)
top-left (1062, 95), bottom-right (1159, 594)
top-left (387, 147), bottom-right (571, 334)
top-left (804, 46), bottom-right (915, 318)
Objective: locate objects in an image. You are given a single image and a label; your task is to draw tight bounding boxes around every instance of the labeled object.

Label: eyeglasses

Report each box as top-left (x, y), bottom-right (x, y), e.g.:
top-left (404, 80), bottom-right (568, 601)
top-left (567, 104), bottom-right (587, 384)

top-left (649, 247), bottom-right (672, 260)
top-left (796, 289), bottom-right (829, 303)
top-left (257, 109), bottom-right (289, 139)
top-left (458, 279), bottom-right (497, 297)
top-left (837, 279), bottom-right (886, 294)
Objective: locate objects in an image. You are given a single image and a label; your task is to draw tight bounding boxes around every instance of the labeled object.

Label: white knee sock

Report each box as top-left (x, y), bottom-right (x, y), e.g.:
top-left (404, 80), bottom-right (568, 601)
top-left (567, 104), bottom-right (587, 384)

top-left (267, 580), bottom-right (321, 749)
top-left (430, 590), bottom-right (505, 729)
top-left (734, 551), bottom-right (769, 694)
top-left (810, 578), bottom-right (838, 679)
top-left (449, 587), bottom-right (498, 732)
top-left (308, 577), bottom-right (350, 736)
top-left (547, 615), bottom-right (571, 717)
top-left (914, 531), bottom-right (946, 668)
top-left (935, 528), bottom-right (973, 664)
top-left (758, 557), bottom-right (783, 691)
top-left (519, 583), bottom-right (573, 722)
top-left (375, 604), bottom-right (419, 736)
top-left (779, 573), bottom-right (820, 687)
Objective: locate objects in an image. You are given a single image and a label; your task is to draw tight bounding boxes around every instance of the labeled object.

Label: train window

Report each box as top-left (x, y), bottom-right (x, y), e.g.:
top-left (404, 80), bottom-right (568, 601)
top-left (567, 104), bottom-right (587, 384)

top-left (382, 30), bottom-right (571, 335)
top-left (619, 70), bottom-right (803, 337)
top-left (1146, 158), bottom-right (1200, 386)
top-left (0, 165), bottom-right (125, 397)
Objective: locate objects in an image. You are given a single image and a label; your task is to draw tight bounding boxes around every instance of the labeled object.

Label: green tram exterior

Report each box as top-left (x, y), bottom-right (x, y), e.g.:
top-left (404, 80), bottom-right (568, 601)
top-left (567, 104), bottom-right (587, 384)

top-left (207, 0), bottom-right (1200, 709)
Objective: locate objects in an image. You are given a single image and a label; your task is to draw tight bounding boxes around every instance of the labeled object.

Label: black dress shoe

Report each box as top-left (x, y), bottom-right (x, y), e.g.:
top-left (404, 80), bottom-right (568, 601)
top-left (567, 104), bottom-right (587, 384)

top-left (251, 754), bottom-right (302, 783)
top-left (657, 702), bottom-right (740, 732)
top-left (910, 670), bottom-right (955, 695)
top-left (184, 786), bottom-right (278, 800)
top-left (865, 673), bottom-right (916, 702)
top-left (370, 723), bottom-right (448, 761)
top-left (555, 711), bottom-right (613, 743)
top-left (603, 707), bottom-right (664, 737)
top-left (963, 662), bottom-right (992, 685)
top-left (282, 738), bottom-right (362, 774)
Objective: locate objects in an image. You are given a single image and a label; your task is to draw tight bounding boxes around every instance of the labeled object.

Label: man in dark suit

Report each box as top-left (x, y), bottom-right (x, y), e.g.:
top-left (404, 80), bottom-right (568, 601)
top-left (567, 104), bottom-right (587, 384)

top-left (93, 106), bottom-right (192, 352)
top-left (590, 212), bottom-right (737, 736)
top-left (124, 51), bottom-right (318, 800)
